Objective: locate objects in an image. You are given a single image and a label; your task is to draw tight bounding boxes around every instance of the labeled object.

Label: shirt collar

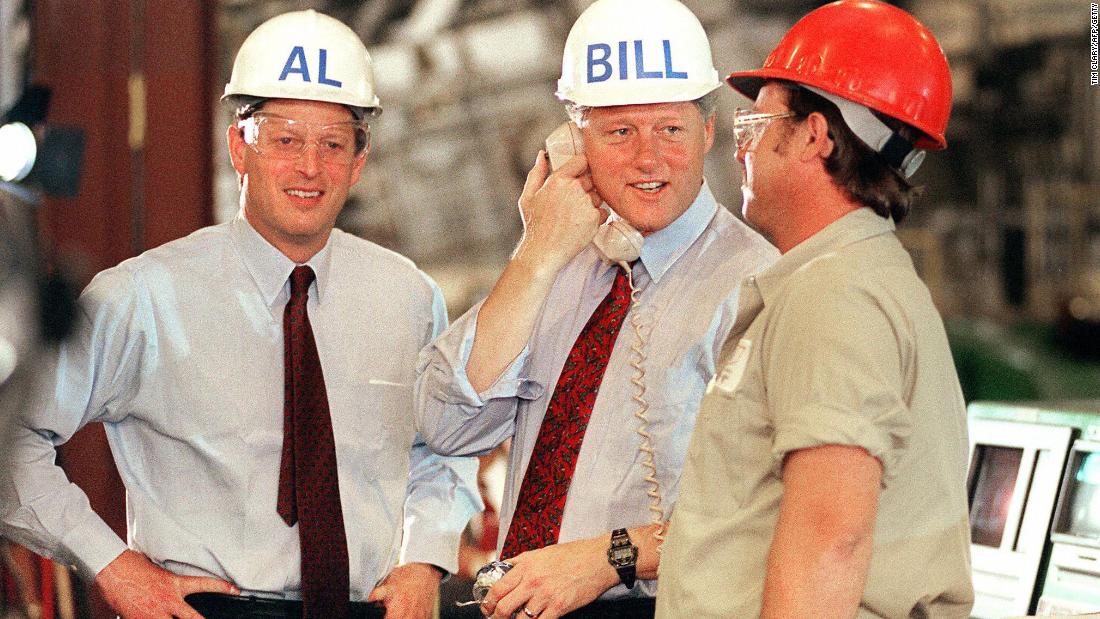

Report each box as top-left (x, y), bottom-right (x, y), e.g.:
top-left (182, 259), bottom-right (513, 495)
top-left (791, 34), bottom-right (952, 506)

top-left (754, 207), bottom-right (895, 304)
top-left (628, 180), bottom-right (718, 284)
top-left (230, 209), bottom-right (334, 309)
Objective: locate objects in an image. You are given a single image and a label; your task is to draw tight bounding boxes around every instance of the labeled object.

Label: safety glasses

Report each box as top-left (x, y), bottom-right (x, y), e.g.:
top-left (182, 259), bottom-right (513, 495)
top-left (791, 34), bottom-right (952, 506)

top-left (732, 109), bottom-right (797, 152)
top-left (238, 113), bottom-right (370, 165)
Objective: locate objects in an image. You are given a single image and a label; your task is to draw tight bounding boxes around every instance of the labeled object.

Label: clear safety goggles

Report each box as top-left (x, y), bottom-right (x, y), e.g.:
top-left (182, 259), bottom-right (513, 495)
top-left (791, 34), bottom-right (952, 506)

top-left (732, 109), bottom-right (797, 152)
top-left (238, 113), bottom-right (370, 165)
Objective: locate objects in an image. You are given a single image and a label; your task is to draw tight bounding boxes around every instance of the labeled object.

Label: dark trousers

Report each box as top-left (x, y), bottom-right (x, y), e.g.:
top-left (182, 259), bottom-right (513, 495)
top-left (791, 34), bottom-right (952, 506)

top-left (562, 597), bottom-right (656, 619)
top-left (183, 592), bottom-right (386, 618)
top-left (438, 593), bottom-right (655, 619)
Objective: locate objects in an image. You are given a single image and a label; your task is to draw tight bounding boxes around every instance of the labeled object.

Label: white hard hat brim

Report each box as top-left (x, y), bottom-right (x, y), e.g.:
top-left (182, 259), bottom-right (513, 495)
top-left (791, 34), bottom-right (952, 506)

top-left (556, 76), bottom-right (721, 107)
top-left (221, 93), bottom-right (381, 119)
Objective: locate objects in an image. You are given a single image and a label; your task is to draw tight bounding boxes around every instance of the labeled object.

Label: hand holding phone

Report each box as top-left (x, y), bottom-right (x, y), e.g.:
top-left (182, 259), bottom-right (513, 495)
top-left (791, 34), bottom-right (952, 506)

top-left (544, 122), bottom-right (643, 267)
top-left (513, 132), bottom-right (603, 275)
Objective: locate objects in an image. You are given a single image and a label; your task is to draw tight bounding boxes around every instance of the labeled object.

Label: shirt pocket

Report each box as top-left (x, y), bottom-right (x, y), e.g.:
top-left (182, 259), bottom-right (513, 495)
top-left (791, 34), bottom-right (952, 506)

top-left (598, 360), bottom-right (704, 511)
top-left (678, 348), bottom-right (769, 515)
top-left (675, 393), bottom-right (751, 515)
top-left (329, 380), bottom-right (417, 482)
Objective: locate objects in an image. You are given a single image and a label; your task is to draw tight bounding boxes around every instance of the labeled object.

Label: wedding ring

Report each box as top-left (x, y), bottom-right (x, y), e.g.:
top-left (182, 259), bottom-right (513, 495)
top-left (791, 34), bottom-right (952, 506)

top-left (523, 607), bottom-right (538, 618)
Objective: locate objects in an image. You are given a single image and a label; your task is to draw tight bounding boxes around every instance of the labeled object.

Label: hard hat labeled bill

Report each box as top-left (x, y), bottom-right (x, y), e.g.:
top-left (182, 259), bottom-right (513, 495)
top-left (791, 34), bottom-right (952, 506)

top-left (727, 0), bottom-right (951, 150)
top-left (556, 0), bottom-right (721, 107)
top-left (223, 9), bottom-right (382, 117)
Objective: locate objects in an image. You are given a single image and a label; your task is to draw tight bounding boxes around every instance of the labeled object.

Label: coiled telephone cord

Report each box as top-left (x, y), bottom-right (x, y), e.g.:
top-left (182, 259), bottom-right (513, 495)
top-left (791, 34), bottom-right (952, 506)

top-left (623, 268), bottom-right (666, 550)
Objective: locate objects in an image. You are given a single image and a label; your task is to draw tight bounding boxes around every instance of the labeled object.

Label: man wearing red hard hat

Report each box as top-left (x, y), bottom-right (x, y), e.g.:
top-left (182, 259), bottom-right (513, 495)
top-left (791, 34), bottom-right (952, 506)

top-left (656, 1), bottom-right (974, 617)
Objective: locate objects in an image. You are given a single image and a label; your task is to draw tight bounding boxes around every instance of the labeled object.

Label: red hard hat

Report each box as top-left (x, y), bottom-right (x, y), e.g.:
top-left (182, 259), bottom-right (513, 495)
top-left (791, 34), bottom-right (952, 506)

top-left (726, 0), bottom-right (951, 150)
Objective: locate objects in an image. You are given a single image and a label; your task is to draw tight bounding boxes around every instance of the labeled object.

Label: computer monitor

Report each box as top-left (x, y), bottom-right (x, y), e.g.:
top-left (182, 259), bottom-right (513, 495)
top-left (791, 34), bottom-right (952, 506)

top-left (968, 418), bottom-right (1076, 618)
top-left (970, 443), bottom-right (1026, 547)
top-left (1034, 440), bottom-right (1100, 614)
top-left (1051, 440), bottom-right (1100, 546)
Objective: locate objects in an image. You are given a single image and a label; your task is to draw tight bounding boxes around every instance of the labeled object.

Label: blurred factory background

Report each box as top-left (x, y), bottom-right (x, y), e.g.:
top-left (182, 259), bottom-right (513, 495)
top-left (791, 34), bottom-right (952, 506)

top-left (1, 0), bottom-right (1098, 617)
top-left (225, 0), bottom-right (1100, 333)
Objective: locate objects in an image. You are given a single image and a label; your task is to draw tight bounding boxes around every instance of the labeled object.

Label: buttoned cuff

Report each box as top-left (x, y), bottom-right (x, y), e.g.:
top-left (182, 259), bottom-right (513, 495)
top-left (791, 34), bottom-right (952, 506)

top-left (60, 514), bottom-right (129, 580)
top-left (401, 524), bottom-right (464, 577)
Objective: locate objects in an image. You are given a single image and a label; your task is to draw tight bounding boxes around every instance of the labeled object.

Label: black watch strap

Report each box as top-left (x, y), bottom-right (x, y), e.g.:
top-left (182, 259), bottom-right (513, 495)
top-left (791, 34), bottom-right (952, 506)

top-left (607, 528), bottom-right (638, 589)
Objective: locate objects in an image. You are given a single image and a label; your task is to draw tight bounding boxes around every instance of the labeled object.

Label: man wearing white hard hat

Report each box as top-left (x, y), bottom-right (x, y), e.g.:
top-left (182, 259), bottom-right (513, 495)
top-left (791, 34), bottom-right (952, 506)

top-left (657, 1), bottom-right (974, 617)
top-left (0, 10), bottom-right (479, 619)
top-left (415, 1), bottom-right (775, 617)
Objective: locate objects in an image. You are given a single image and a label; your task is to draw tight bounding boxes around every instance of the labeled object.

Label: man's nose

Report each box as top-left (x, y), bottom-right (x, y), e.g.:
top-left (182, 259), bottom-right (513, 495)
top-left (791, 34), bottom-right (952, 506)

top-left (295, 141), bottom-right (323, 176)
top-left (632, 132), bottom-right (661, 171)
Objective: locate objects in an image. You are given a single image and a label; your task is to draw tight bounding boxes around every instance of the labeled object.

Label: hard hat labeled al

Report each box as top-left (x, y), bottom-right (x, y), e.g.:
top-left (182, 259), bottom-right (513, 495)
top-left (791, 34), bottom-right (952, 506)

top-left (727, 0), bottom-right (950, 150)
top-left (223, 9), bottom-right (382, 116)
top-left (557, 0), bottom-right (721, 107)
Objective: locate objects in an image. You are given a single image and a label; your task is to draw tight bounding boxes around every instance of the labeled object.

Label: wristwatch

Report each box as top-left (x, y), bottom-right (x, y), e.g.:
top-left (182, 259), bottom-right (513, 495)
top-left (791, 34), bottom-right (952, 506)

top-left (606, 528), bottom-right (638, 589)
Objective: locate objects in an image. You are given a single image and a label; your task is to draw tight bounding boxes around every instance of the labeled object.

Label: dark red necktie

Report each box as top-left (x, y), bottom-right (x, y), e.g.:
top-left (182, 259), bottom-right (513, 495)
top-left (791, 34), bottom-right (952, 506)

top-left (501, 265), bottom-right (633, 558)
top-left (277, 266), bottom-right (350, 618)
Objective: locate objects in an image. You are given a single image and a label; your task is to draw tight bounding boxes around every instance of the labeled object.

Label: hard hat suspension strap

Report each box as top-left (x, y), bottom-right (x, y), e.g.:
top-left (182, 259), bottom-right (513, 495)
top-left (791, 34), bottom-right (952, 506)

top-left (804, 85), bottom-right (923, 178)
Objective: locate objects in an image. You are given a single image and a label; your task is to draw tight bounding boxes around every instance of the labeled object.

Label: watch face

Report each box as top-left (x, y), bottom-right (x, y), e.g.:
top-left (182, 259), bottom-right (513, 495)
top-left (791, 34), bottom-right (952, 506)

top-left (608, 544), bottom-right (638, 566)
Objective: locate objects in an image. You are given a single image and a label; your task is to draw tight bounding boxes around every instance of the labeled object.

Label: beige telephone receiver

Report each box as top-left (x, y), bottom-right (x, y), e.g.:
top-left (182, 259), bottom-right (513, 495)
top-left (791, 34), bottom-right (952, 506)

top-left (544, 122), bottom-right (667, 548)
top-left (544, 122), bottom-right (644, 269)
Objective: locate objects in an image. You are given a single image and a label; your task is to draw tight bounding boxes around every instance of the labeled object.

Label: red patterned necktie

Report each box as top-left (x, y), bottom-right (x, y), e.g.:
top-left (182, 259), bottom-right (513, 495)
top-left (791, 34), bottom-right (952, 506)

top-left (501, 264), bottom-right (633, 558)
top-left (277, 266), bottom-right (350, 618)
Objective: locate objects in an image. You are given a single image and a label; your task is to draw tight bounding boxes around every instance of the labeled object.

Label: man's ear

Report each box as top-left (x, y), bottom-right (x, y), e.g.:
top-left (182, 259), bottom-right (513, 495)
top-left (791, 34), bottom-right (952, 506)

top-left (801, 112), bottom-right (835, 162)
top-left (227, 124), bottom-right (247, 178)
top-left (349, 147), bottom-right (368, 185)
top-left (702, 112), bottom-right (716, 154)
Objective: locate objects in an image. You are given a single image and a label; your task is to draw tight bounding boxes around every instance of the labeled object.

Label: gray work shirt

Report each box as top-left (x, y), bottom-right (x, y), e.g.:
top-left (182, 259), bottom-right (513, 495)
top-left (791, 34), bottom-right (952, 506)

top-left (658, 208), bottom-right (974, 618)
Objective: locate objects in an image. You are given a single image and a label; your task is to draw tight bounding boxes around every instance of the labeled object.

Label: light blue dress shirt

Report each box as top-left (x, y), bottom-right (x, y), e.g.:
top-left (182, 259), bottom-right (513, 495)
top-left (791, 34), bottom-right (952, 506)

top-left (0, 212), bottom-right (481, 601)
top-left (415, 182), bottom-right (777, 599)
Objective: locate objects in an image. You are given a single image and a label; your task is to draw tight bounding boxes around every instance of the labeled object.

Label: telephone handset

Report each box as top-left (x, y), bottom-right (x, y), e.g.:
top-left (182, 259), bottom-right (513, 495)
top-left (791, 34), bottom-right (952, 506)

top-left (544, 122), bottom-right (643, 268)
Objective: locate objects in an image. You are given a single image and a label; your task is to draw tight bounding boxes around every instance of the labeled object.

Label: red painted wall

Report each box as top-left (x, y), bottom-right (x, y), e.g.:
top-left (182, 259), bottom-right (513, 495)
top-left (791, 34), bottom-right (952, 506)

top-left (30, 2), bottom-right (213, 616)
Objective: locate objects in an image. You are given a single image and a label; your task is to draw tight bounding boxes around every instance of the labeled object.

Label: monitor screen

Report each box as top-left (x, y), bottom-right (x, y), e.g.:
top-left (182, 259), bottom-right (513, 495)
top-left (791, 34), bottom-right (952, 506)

top-left (970, 445), bottom-right (1024, 547)
top-left (1055, 450), bottom-right (1100, 540)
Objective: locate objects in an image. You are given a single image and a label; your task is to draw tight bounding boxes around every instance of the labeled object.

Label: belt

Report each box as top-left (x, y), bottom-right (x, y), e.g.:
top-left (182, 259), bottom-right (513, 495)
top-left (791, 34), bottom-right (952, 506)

top-left (560, 597), bottom-right (655, 619)
top-left (183, 592), bottom-right (385, 618)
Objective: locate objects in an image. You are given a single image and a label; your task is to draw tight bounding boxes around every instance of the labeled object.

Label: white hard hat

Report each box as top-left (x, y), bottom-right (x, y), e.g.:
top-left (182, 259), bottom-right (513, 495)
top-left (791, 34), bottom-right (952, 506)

top-left (223, 9), bottom-right (382, 117)
top-left (556, 0), bottom-right (721, 107)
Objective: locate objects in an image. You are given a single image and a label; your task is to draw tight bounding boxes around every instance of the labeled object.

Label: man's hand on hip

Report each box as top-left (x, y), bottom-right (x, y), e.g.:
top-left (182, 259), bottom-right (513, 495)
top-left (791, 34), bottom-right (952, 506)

top-left (367, 562), bottom-right (442, 619)
top-left (94, 549), bottom-right (239, 619)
